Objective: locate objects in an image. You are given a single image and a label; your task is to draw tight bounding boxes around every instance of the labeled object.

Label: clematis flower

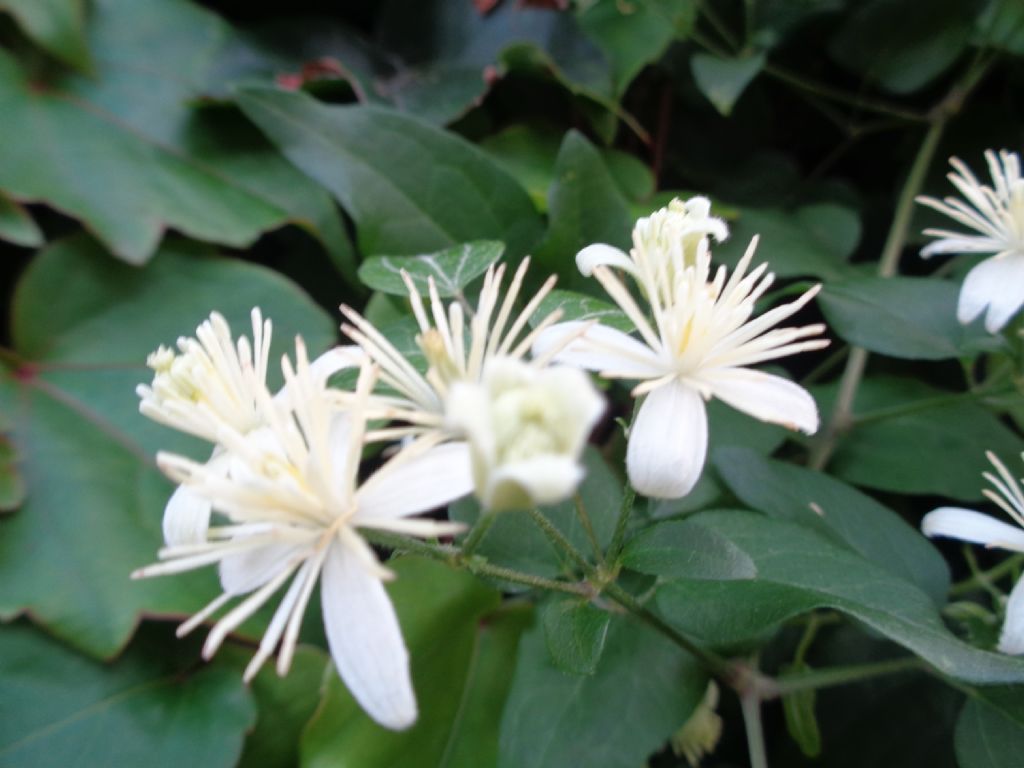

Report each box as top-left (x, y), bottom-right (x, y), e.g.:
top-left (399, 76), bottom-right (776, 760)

top-left (133, 342), bottom-right (473, 730)
top-left (534, 199), bottom-right (827, 499)
top-left (137, 310), bottom-right (351, 546)
top-left (338, 258), bottom-right (573, 444)
top-left (916, 150), bottom-right (1024, 333)
top-left (921, 451), bottom-right (1024, 655)
top-left (446, 356), bottom-right (604, 511)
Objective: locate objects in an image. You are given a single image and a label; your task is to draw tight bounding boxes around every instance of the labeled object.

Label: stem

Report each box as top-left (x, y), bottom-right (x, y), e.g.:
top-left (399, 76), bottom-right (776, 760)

top-left (528, 507), bottom-right (593, 572)
top-left (459, 511), bottom-right (496, 558)
top-left (963, 546), bottom-right (1007, 604)
top-left (793, 614), bottom-right (821, 666)
top-left (603, 581), bottom-right (732, 677)
top-left (573, 494), bottom-right (605, 566)
top-left (951, 554), bottom-right (1024, 596)
top-left (607, 483), bottom-right (637, 563)
top-left (772, 657), bottom-right (926, 696)
top-left (363, 529), bottom-right (589, 596)
top-left (740, 691), bottom-right (769, 768)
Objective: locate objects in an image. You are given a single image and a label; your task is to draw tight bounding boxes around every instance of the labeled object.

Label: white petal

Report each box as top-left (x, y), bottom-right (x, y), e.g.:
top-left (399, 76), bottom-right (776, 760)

top-left (576, 243), bottom-right (637, 277)
top-left (163, 486), bottom-right (213, 547)
top-left (310, 345), bottom-right (363, 381)
top-left (163, 451), bottom-right (229, 546)
top-left (321, 542), bottom-right (417, 730)
top-left (958, 255), bottom-right (1024, 332)
top-left (998, 577), bottom-right (1024, 654)
top-left (485, 456), bottom-right (585, 511)
top-left (219, 541), bottom-right (306, 596)
top-left (356, 442), bottom-right (474, 521)
top-left (701, 368), bottom-right (819, 434)
top-left (627, 380), bottom-right (707, 499)
top-left (921, 507), bottom-right (1024, 551)
top-left (532, 322), bottom-right (665, 378)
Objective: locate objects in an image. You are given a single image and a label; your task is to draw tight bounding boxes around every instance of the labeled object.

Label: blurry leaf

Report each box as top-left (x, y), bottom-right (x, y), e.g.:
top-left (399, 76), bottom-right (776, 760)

top-left (450, 447), bottom-right (622, 585)
top-left (956, 696), bottom-right (1024, 768)
top-left (0, 622), bottom-right (255, 768)
top-left (499, 613), bottom-right (707, 768)
top-left (707, 395), bottom-right (788, 456)
top-left (300, 557), bottom-right (519, 768)
top-left (0, 194), bottom-right (42, 247)
top-left (655, 510), bottom-right (1024, 684)
top-left (691, 52), bottom-right (766, 116)
top-left (829, 0), bottom-right (983, 94)
top-left (0, 235), bottom-right (336, 657)
top-left (622, 517), bottom-right (759, 580)
top-left (529, 289), bottom-right (633, 333)
top-left (977, 0), bottom-right (1024, 55)
top-left (714, 447), bottom-right (951, 605)
top-left (378, 0), bottom-right (613, 100)
top-left (541, 598), bottom-right (611, 676)
top-left (535, 131), bottom-right (632, 288)
top-left (0, 0), bottom-right (91, 71)
top-left (358, 241), bottom-right (504, 298)
top-left (237, 646), bottom-right (330, 768)
top-left (819, 276), bottom-right (1004, 360)
top-left (577, 0), bottom-right (696, 94)
top-left (0, 434), bottom-right (25, 512)
top-left (238, 88), bottom-right (543, 260)
top-left (782, 664), bottom-right (822, 757)
top-left (715, 204), bottom-right (860, 279)
top-left (0, 0), bottom-right (355, 270)
top-left (818, 376), bottom-right (1023, 501)
top-left (480, 124), bottom-right (653, 210)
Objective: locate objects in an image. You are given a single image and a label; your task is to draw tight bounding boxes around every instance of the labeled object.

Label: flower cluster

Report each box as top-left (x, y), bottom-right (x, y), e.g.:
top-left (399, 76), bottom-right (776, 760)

top-left (535, 196), bottom-right (828, 498)
top-left (133, 195), bottom-right (834, 730)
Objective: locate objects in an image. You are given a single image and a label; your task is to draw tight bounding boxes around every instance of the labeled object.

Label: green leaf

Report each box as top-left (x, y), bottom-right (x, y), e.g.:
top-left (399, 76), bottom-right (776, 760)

top-left (690, 52), bottom-right (766, 116)
top-left (0, 235), bottom-right (336, 657)
top-left (541, 598), bottom-right (611, 676)
top-left (956, 696), bottom-right (1024, 768)
top-left (817, 376), bottom-right (1023, 501)
top-left (0, 0), bottom-right (355, 269)
top-left (577, 0), bottom-right (696, 95)
top-left (499, 613), bottom-right (708, 768)
top-left (0, 194), bottom-right (42, 248)
top-left (530, 289), bottom-right (633, 333)
top-left (0, 0), bottom-right (91, 71)
top-left (535, 131), bottom-right (632, 288)
top-left (714, 204), bottom-right (860, 279)
top-left (238, 87), bottom-right (543, 261)
top-left (237, 646), bottom-right (331, 768)
top-left (0, 622), bottom-right (255, 768)
top-left (782, 665), bottom-right (822, 757)
top-left (480, 124), bottom-right (654, 211)
top-left (621, 518), bottom-right (758, 580)
top-left (300, 557), bottom-right (519, 768)
top-left (655, 510), bottom-right (1024, 684)
top-left (829, 0), bottom-right (983, 94)
top-left (358, 241), bottom-right (504, 298)
top-left (713, 447), bottom-right (951, 605)
top-left (449, 447), bottom-right (622, 584)
top-left (819, 276), bottom-right (1003, 360)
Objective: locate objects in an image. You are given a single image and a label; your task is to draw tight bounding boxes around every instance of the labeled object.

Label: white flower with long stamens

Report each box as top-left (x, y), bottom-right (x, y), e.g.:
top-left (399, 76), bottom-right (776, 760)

top-left (921, 451), bottom-right (1024, 655)
top-left (133, 342), bottom-right (473, 730)
top-left (447, 357), bottom-right (604, 511)
top-left (534, 201), bottom-right (827, 499)
top-left (338, 258), bottom-right (571, 444)
top-left (916, 150), bottom-right (1024, 333)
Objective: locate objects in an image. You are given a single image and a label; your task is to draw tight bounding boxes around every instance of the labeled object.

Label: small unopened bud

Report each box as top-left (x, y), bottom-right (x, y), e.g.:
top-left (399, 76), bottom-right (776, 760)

top-left (671, 681), bottom-right (723, 767)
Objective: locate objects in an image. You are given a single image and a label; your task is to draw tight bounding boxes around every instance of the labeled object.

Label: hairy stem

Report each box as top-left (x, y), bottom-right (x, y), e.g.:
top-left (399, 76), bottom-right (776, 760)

top-left (773, 657), bottom-right (927, 696)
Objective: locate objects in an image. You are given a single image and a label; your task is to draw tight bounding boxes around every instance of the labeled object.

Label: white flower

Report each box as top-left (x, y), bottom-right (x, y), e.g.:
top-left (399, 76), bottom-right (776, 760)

top-left (133, 342), bottom-right (474, 730)
top-left (447, 357), bottom-right (604, 511)
top-left (339, 258), bottom-right (571, 443)
top-left (534, 200), bottom-right (827, 499)
top-left (137, 309), bottom-right (352, 547)
top-left (916, 150), bottom-right (1024, 332)
top-left (921, 450), bottom-right (1024, 655)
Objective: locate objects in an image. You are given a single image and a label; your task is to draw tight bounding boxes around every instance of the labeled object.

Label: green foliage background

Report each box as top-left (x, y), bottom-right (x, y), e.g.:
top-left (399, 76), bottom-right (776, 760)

top-left (1, 0), bottom-right (1024, 765)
